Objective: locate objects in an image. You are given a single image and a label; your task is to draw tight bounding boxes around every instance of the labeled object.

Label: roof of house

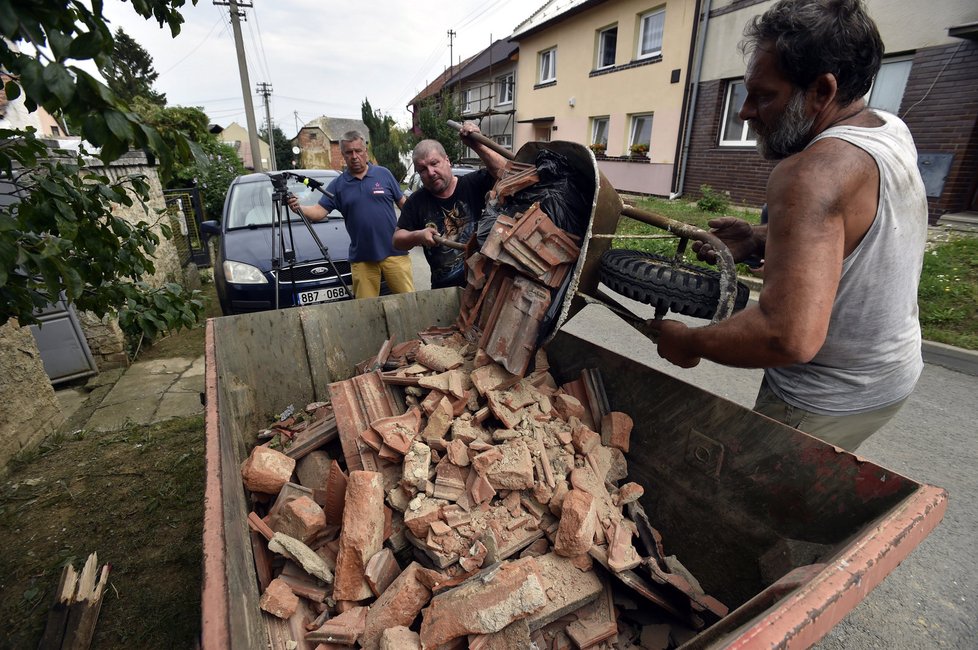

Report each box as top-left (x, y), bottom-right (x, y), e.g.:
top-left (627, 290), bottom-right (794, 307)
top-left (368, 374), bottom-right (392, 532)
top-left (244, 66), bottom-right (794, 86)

top-left (511, 0), bottom-right (606, 39)
top-left (445, 39), bottom-right (519, 86)
top-left (299, 117), bottom-right (370, 142)
top-left (407, 52), bottom-right (480, 107)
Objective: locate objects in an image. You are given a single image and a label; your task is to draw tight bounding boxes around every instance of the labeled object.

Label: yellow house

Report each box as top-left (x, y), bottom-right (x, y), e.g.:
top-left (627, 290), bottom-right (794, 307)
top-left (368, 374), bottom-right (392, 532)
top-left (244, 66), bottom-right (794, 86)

top-left (511, 0), bottom-right (697, 195)
top-left (216, 121), bottom-right (271, 171)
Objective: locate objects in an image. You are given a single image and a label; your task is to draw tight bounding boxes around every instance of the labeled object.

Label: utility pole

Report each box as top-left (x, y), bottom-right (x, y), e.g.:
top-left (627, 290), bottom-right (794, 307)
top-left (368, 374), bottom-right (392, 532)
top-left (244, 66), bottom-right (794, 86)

top-left (447, 29), bottom-right (456, 73)
top-left (256, 82), bottom-right (276, 171)
top-left (214, 0), bottom-right (263, 172)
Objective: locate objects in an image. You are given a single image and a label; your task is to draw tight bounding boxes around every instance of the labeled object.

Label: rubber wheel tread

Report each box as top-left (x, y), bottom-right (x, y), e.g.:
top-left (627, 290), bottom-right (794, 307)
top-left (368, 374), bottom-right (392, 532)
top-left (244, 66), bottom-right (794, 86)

top-left (599, 249), bottom-right (750, 319)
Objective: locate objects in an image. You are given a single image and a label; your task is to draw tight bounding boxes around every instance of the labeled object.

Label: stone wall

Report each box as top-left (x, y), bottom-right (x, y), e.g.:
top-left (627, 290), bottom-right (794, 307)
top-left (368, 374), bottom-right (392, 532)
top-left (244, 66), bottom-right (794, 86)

top-left (0, 320), bottom-right (65, 471)
top-left (77, 311), bottom-right (128, 371)
top-left (78, 150), bottom-right (202, 371)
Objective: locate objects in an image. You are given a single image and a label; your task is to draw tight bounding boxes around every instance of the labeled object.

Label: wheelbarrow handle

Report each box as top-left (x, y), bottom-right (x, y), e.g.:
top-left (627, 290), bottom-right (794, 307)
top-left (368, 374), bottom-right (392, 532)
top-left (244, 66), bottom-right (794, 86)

top-left (447, 120), bottom-right (516, 161)
top-left (432, 234), bottom-right (466, 251)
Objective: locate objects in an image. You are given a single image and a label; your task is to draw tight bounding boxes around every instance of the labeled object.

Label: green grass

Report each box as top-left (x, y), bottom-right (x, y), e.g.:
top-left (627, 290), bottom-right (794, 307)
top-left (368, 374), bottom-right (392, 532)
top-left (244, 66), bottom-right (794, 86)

top-left (918, 236), bottom-right (978, 350)
top-left (612, 195), bottom-right (761, 270)
top-left (610, 196), bottom-right (978, 350)
top-left (0, 416), bottom-right (205, 649)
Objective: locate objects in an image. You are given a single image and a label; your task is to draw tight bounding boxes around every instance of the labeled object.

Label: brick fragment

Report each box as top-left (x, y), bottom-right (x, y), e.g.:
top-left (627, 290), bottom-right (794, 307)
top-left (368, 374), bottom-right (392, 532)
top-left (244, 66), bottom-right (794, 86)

top-left (295, 449), bottom-right (332, 492)
top-left (419, 557), bottom-right (547, 647)
top-left (361, 562), bottom-right (433, 650)
top-left (379, 626), bottom-right (421, 650)
top-left (566, 583), bottom-right (617, 648)
top-left (404, 495), bottom-right (448, 538)
top-left (446, 438), bottom-right (470, 467)
top-left (422, 396), bottom-right (454, 441)
top-left (472, 446), bottom-right (503, 474)
top-left (554, 490), bottom-right (596, 557)
top-left (323, 460), bottom-right (348, 526)
top-left (307, 605), bottom-right (367, 644)
top-left (468, 619), bottom-right (532, 649)
top-left (240, 445), bottom-right (295, 494)
top-left (601, 411), bottom-right (633, 453)
top-left (526, 552), bottom-right (604, 630)
top-left (401, 441), bottom-right (431, 493)
top-left (416, 343), bottom-right (465, 371)
top-left (364, 547), bottom-right (401, 597)
top-left (274, 495), bottom-right (326, 543)
top-left (259, 577), bottom-right (298, 619)
top-left (571, 423), bottom-right (601, 456)
top-left (553, 393), bottom-right (586, 423)
top-left (334, 471), bottom-right (386, 602)
top-left (615, 482), bottom-right (645, 507)
top-left (483, 439), bottom-right (535, 490)
top-left (470, 362), bottom-right (521, 396)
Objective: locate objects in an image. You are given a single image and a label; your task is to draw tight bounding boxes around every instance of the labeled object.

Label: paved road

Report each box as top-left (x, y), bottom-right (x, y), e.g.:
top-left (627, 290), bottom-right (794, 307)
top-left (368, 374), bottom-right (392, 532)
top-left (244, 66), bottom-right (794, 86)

top-left (562, 296), bottom-right (978, 648)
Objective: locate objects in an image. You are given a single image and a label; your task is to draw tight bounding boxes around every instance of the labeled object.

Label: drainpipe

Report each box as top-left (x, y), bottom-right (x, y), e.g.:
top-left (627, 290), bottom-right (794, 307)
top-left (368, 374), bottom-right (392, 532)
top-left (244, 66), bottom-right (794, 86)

top-left (670, 0), bottom-right (713, 200)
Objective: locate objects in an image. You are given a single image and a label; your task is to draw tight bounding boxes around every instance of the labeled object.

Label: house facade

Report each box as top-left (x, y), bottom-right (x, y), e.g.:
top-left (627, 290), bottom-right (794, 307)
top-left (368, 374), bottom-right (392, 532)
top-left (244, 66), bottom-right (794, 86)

top-left (510, 0), bottom-right (698, 195)
top-left (448, 40), bottom-right (520, 156)
top-left (681, 0), bottom-right (978, 222)
top-left (216, 121), bottom-right (270, 171)
top-left (292, 117), bottom-right (371, 171)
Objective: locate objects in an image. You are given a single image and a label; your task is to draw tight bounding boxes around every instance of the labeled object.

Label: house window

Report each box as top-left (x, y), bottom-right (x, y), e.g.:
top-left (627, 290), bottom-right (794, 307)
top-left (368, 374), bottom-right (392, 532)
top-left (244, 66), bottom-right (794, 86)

top-left (496, 73), bottom-right (514, 105)
top-left (597, 26), bottom-right (618, 69)
top-left (720, 80), bottom-right (756, 146)
top-left (50, 126), bottom-right (61, 137)
top-left (591, 117), bottom-right (609, 146)
top-left (539, 47), bottom-right (557, 84)
top-left (535, 125), bottom-right (552, 142)
top-left (629, 113), bottom-right (653, 149)
top-left (865, 57), bottom-right (912, 115)
top-left (637, 9), bottom-right (665, 59)
top-left (494, 133), bottom-right (513, 150)
top-left (464, 88), bottom-right (479, 113)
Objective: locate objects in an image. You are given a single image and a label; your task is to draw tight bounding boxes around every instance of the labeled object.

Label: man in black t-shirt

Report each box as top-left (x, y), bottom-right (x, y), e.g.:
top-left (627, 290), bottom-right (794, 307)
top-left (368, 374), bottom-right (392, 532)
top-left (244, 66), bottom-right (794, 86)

top-left (394, 122), bottom-right (508, 288)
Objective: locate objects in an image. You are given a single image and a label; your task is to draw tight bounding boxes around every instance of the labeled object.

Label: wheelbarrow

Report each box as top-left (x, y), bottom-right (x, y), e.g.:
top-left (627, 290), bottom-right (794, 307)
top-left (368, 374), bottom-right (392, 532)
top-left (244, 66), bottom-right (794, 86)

top-left (446, 122), bottom-right (749, 343)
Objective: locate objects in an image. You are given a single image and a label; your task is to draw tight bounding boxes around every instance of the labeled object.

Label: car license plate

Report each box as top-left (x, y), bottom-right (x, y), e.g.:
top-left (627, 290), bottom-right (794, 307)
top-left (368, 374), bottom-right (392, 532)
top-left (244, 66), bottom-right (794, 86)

top-left (297, 286), bottom-right (348, 305)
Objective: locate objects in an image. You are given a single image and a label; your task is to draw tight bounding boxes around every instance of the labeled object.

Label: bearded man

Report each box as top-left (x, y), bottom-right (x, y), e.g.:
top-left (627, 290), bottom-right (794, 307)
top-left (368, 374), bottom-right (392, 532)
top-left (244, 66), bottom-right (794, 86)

top-left (651, 0), bottom-right (928, 451)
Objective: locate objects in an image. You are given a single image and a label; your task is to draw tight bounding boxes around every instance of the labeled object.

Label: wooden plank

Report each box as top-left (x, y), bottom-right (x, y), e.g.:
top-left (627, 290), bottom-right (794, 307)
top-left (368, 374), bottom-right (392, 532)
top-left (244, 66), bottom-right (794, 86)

top-left (209, 320), bottom-right (270, 648)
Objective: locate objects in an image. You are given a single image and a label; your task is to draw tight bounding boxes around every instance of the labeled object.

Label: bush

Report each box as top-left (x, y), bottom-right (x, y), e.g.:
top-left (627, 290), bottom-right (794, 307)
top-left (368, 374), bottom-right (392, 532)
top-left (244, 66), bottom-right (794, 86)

top-left (629, 142), bottom-right (649, 156)
top-left (697, 185), bottom-right (730, 213)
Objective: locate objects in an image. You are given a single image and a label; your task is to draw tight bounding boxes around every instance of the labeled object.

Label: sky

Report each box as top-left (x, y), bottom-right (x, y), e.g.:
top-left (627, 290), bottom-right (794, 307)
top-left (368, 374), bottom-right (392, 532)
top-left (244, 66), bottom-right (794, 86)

top-left (100, 0), bottom-right (539, 138)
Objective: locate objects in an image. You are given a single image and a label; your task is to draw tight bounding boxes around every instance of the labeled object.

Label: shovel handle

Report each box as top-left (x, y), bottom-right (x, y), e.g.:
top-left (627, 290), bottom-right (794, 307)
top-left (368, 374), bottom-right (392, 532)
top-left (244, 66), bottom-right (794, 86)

top-left (447, 120), bottom-right (516, 161)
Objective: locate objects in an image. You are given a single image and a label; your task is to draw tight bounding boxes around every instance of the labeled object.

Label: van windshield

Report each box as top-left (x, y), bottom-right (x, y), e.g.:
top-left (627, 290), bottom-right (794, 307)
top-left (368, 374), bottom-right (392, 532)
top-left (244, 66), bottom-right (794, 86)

top-left (226, 175), bottom-right (341, 229)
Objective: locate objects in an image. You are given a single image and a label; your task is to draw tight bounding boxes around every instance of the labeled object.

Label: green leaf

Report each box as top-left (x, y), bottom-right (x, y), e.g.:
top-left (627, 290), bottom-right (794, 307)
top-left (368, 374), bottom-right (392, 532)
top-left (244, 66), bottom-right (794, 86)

top-left (69, 30), bottom-right (105, 60)
top-left (103, 111), bottom-right (133, 141)
top-left (41, 63), bottom-right (75, 106)
top-left (3, 80), bottom-right (19, 101)
top-left (0, 0), bottom-right (18, 38)
top-left (48, 28), bottom-right (72, 61)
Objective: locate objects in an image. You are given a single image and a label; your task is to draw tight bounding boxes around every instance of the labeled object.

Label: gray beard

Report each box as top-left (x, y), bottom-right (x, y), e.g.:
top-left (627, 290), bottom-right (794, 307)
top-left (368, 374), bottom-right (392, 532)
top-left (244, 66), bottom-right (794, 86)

top-left (754, 90), bottom-right (815, 160)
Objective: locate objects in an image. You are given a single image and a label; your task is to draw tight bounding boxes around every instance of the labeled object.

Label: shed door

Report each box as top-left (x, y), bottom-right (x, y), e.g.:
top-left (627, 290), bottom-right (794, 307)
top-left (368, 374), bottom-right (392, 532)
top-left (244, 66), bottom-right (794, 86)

top-left (29, 297), bottom-right (98, 384)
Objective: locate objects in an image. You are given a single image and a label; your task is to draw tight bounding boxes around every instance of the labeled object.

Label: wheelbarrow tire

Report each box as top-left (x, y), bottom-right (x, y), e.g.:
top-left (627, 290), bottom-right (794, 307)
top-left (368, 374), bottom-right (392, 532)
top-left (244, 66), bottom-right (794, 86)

top-left (599, 249), bottom-right (750, 319)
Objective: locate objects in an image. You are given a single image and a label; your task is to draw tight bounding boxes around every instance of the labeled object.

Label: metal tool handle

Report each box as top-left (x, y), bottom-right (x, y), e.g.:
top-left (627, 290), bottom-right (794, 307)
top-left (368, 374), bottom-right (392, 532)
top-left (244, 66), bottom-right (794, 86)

top-left (447, 119), bottom-right (516, 161)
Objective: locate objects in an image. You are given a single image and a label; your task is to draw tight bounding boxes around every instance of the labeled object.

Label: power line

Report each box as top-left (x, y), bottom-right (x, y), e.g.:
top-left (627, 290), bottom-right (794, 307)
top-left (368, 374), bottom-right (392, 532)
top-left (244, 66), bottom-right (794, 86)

top-left (157, 14), bottom-right (226, 77)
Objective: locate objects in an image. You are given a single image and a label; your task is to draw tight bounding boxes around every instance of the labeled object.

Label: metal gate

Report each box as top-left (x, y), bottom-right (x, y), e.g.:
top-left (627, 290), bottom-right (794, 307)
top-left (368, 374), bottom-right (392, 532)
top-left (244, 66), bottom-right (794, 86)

top-left (29, 296), bottom-right (99, 385)
top-left (163, 187), bottom-right (210, 267)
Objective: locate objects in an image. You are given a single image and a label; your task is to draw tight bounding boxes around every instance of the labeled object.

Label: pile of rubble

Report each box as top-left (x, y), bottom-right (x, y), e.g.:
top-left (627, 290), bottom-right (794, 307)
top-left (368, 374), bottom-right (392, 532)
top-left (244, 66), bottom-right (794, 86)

top-left (239, 162), bottom-right (727, 649)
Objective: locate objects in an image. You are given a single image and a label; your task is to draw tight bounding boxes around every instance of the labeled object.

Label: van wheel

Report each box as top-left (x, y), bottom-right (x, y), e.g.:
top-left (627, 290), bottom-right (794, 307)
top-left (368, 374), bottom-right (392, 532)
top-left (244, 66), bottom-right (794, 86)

top-left (599, 249), bottom-right (750, 319)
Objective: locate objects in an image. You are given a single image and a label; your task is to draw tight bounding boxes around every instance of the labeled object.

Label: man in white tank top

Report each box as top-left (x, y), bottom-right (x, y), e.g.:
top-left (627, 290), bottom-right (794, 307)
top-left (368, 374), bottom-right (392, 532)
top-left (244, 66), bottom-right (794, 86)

top-left (651, 0), bottom-right (928, 450)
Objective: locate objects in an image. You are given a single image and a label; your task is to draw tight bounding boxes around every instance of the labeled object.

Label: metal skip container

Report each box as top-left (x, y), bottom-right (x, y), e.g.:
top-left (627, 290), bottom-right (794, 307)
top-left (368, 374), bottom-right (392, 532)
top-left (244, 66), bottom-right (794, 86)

top-left (201, 288), bottom-right (946, 648)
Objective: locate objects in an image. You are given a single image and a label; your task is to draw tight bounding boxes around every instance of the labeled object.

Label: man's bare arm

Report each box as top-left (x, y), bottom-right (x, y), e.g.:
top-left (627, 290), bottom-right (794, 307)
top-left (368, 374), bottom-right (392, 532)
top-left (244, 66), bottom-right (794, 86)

top-left (653, 143), bottom-right (875, 368)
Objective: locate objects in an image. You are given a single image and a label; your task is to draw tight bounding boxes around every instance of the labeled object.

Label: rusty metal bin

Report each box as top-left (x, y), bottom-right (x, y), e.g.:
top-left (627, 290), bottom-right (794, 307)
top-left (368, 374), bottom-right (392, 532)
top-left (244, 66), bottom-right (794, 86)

top-left (201, 290), bottom-right (946, 648)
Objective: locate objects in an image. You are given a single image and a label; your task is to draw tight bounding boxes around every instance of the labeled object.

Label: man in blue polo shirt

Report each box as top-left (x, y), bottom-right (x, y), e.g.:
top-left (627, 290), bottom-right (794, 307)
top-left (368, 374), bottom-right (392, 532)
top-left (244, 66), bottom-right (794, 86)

top-left (288, 130), bottom-right (413, 298)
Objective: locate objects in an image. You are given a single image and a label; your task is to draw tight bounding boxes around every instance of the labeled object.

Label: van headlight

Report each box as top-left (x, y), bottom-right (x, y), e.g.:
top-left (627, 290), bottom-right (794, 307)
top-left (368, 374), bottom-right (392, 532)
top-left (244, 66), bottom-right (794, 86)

top-left (223, 260), bottom-right (267, 284)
